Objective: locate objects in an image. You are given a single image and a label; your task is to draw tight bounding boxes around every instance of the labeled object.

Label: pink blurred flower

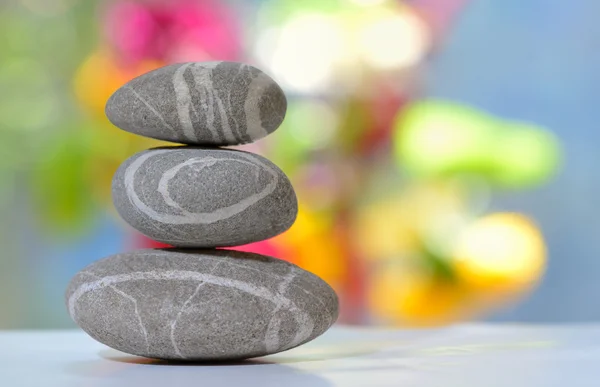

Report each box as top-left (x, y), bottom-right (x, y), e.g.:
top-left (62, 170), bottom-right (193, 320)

top-left (104, 0), bottom-right (241, 66)
top-left (228, 240), bottom-right (283, 258)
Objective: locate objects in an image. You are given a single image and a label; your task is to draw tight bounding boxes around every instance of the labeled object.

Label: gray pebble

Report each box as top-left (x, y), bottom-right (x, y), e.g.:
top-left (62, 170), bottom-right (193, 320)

top-left (112, 147), bottom-right (298, 247)
top-left (66, 249), bottom-right (339, 361)
top-left (105, 61), bottom-right (287, 145)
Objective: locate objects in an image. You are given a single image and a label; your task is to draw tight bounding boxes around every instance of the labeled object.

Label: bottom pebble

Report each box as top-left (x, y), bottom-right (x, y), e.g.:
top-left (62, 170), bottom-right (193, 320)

top-left (65, 248), bottom-right (339, 361)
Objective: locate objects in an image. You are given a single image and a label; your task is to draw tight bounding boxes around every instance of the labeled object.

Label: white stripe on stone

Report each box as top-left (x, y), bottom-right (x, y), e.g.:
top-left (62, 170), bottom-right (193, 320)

top-left (173, 63), bottom-right (198, 142)
top-left (264, 267), bottom-right (300, 352)
top-left (124, 150), bottom-right (279, 225)
top-left (215, 95), bottom-right (237, 143)
top-left (244, 68), bottom-right (272, 139)
top-left (156, 156), bottom-right (218, 213)
top-left (68, 270), bottom-right (314, 352)
top-left (78, 271), bottom-right (150, 352)
top-left (127, 86), bottom-right (177, 137)
top-left (169, 281), bottom-right (207, 359)
top-left (190, 62), bottom-right (220, 142)
top-left (169, 260), bottom-right (223, 359)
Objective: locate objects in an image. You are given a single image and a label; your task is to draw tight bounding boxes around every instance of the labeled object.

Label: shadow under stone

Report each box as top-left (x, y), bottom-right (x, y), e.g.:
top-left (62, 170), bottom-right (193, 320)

top-left (98, 349), bottom-right (273, 366)
top-left (63, 349), bottom-right (334, 387)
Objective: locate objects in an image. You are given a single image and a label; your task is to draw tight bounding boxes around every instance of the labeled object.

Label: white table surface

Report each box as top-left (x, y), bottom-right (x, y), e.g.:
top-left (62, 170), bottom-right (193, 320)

top-left (1, 324), bottom-right (599, 387)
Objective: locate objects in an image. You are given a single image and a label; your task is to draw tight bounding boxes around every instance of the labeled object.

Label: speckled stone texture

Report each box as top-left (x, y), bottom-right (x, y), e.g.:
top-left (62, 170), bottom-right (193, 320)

top-left (105, 61), bottom-right (287, 145)
top-left (66, 249), bottom-right (339, 361)
top-left (112, 147), bottom-right (297, 247)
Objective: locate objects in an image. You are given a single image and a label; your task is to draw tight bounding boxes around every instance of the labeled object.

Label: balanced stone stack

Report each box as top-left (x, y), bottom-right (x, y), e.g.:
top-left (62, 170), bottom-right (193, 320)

top-left (66, 62), bottom-right (339, 361)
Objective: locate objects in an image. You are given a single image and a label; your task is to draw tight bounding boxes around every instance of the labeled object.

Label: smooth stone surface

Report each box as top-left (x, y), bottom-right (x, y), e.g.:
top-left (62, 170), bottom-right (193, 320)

top-left (66, 249), bottom-right (339, 361)
top-left (105, 61), bottom-right (287, 145)
top-left (112, 147), bottom-right (298, 247)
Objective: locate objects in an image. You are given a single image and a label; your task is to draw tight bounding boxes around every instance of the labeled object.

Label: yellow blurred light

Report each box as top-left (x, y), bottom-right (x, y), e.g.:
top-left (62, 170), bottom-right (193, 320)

top-left (279, 206), bottom-right (330, 244)
top-left (453, 213), bottom-right (546, 294)
top-left (369, 265), bottom-right (472, 327)
top-left (291, 234), bottom-right (346, 291)
top-left (274, 206), bottom-right (346, 290)
top-left (255, 13), bottom-right (348, 93)
top-left (73, 50), bottom-right (162, 118)
top-left (357, 8), bottom-right (429, 69)
top-left (353, 181), bottom-right (469, 261)
top-left (354, 199), bottom-right (417, 260)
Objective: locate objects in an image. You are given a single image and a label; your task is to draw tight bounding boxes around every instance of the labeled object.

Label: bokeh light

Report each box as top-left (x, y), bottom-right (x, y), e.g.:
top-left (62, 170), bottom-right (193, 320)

top-left (256, 13), bottom-right (348, 93)
top-left (356, 6), bottom-right (429, 70)
top-left (394, 100), bottom-right (561, 189)
top-left (394, 100), bottom-right (497, 176)
top-left (492, 123), bottom-right (562, 188)
top-left (453, 213), bottom-right (546, 297)
top-left (255, 1), bottom-right (430, 93)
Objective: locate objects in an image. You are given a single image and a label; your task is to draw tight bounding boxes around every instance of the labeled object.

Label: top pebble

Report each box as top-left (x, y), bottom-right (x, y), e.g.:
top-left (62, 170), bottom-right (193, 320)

top-left (105, 62), bottom-right (287, 145)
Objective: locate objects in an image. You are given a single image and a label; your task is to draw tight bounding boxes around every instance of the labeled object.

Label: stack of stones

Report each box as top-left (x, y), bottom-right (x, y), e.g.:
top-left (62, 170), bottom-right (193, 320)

top-left (66, 62), bottom-right (339, 361)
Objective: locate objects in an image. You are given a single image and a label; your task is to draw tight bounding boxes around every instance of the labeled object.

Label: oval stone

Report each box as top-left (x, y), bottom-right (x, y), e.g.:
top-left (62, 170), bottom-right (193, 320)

top-left (105, 61), bottom-right (287, 145)
top-left (112, 147), bottom-right (298, 247)
top-left (66, 249), bottom-right (339, 361)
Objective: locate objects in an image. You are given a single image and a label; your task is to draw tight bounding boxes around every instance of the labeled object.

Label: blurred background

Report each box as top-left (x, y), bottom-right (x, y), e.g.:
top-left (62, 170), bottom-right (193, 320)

top-left (0, 0), bottom-right (596, 329)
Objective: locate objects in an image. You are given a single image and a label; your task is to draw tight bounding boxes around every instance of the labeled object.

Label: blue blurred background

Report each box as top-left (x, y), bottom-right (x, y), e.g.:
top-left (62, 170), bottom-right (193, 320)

top-left (0, 0), bottom-right (597, 328)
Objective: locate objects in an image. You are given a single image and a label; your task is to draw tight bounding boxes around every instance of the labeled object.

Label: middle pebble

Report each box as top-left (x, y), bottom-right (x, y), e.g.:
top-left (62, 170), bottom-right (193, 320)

top-left (112, 147), bottom-right (298, 247)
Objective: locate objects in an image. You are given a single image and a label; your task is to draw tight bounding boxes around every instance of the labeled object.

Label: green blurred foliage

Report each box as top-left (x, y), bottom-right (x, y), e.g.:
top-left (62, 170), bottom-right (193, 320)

top-left (30, 128), bottom-right (96, 233)
top-left (0, 0), bottom-right (101, 234)
top-left (394, 100), bottom-right (562, 189)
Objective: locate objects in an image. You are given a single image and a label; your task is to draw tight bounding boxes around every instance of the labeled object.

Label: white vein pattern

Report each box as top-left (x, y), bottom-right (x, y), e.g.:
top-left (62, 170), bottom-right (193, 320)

top-left (126, 86), bottom-right (178, 138)
top-left (226, 64), bottom-right (245, 142)
top-left (77, 271), bottom-right (150, 352)
top-left (189, 62), bottom-right (220, 142)
top-left (169, 282), bottom-right (207, 359)
top-left (244, 69), bottom-right (273, 139)
top-left (192, 62), bottom-right (237, 143)
top-left (173, 63), bottom-right (198, 142)
top-left (264, 267), bottom-right (300, 352)
top-left (68, 270), bottom-right (315, 352)
top-left (173, 62), bottom-right (239, 144)
top-left (124, 150), bottom-right (280, 225)
top-left (215, 95), bottom-right (237, 143)
top-left (156, 156), bottom-right (218, 213)
top-left (301, 286), bottom-right (336, 330)
top-left (169, 261), bottom-right (223, 359)
top-left (152, 250), bottom-right (334, 316)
